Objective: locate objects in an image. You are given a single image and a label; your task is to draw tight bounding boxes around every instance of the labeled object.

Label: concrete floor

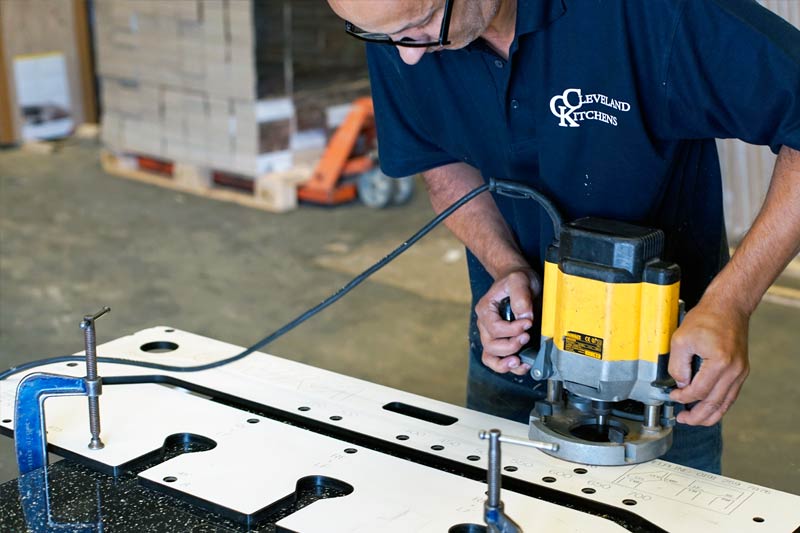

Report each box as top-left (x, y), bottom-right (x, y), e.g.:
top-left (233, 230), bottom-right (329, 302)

top-left (0, 139), bottom-right (798, 495)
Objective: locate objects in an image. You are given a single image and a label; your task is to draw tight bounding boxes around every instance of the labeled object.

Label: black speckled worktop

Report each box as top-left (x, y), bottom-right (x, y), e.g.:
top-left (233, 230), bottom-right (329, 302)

top-left (0, 460), bottom-right (296, 532)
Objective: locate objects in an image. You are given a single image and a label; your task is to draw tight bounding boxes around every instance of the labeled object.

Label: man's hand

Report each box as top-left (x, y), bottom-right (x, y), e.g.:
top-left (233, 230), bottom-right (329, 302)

top-left (476, 268), bottom-right (541, 376)
top-left (668, 296), bottom-right (750, 426)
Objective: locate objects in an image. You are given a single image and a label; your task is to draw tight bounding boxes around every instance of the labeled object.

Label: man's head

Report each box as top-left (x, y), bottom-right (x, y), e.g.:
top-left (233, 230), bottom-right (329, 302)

top-left (328, 0), bottom-right (502, 65)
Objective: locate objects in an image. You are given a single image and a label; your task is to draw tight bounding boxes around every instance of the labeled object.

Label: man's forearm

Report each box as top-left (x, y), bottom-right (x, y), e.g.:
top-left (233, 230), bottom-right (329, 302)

top-left (705, 145), bottom-right (800, 314)
top-left (423, 163), bottom-right (528, 279)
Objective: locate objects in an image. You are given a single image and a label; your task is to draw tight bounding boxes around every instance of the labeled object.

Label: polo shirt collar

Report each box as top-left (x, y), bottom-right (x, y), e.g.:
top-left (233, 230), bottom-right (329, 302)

top-left (516, 0), bottom-right (566, 37)
top-left (465, 0), bottom-right (566, 54)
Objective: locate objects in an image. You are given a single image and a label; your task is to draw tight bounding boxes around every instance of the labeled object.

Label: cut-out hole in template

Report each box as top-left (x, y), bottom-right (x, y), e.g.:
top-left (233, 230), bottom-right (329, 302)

top-left (622, 499), bottom-right (637, 506)
top-left (753, 517), bottom-right (765, 523)
top-left (582, 487), bottom-right (596, 494)
top-left (163, 476), bottom-right (177, 483)
top-left (129, 433), bottom-right (216, 473)
top-left (140, 341), bottom-right (179, 353)
top-left (251, 475), bottom-right (354, 527)
top-left (66, 362), bottom-right (79, 367)
top-left (1, 419), bottom-right (11, 424)
top-left (382, 401), bottom-right (458, 426)
top-left (449, 524), bottom-right (488, 533)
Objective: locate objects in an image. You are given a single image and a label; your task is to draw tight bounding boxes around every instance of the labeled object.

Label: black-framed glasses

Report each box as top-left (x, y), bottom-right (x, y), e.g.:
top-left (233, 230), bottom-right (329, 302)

top-left (344, 0), bottom-right (454, 48)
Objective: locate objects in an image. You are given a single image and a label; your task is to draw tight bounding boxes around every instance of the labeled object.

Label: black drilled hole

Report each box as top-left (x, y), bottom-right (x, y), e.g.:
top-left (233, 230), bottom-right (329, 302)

top-left (344, 448), bottom-right (357, 454)
top-left (298, 406), bottom-right (310, 412)
top-left (431, 445), bottom-right (445, 451)
top-left (542, 476), bottom-right (557, 483)
top-left (504, 466), bottom-right (518, 472)
top-left (396, 435), bottom-right (409, 441)
top-left (329, 415), bottom-right (342, 421)
top-left (574, 467), bottom-right (588, 474)
top-left (622, 499), bottom-right (637, 506)
top-left (582, 487), bottom-right (596, 494)
top-left (66, 362), bottom-right (79, 367)
top-left (140, 341), bottom-right (179, 353)
top-left (164, 328), bottom-right (175, 333)
top-left (163, 476), bottom-right (177, 483)
top-left (1, 419), bottom-right (11, 424)
top-left (753, 517), bottom-right (765, 523)
top-left (467, 455), bottom-right (481, 461)
top-left (246, 418), bottom-right (259, 424)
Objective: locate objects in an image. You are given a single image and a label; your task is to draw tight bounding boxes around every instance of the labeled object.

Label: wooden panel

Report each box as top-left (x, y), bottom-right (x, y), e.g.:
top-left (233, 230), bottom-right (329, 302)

top-left (0, 2), bottom-right (15, 144)
top-left (73, 0), bottom-right (96, 124)
top-left (0, 0), bottom-right (85, 141)
top-left (1, 327), bottom-right (799, 532)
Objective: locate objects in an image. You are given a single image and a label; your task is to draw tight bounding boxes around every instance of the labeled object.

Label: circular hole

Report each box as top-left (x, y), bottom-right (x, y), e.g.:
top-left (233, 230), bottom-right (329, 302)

top-left (1, 419), bottom-right (11, 424)
top-left (570, 418), bottom-right (628, 443)
top-left (573, 467), bottom-right (588, 474)
top-left (542, 476), bottom-right (557, 483)
top-left (467, 455), bottom-right (481, 462)
top-left (164, 328), bottom-right (175, 333)
top-left (163, 476), bottom-right (177, 483)
top-left (66, 362), bottom-right (79, 367)
top-left (140, 341), bottom-right (179, 353)
top-left (329, 415), bottom-right (342, 421)
top-left (344, 448), bottom-right (357, 454)
top-left (753, 517), bottom-right (765, 523)
top-left (431, 445), bottom-right (445, 451)
top-left (396, 435), bottom-right (409, 441)
top-left (504, 466), bottom-right (518, 472)
top-left (582, 487), bottom-right (596, 494)
top-left (298, 406), bottom-right (310, 412)
top-left (622, 499), bottom-right (637, 506)
top-left (246, 418), bottom-right (259, 424)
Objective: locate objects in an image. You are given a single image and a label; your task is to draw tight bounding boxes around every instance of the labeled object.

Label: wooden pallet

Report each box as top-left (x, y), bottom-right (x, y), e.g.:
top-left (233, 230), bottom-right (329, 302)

top-left (100, 150), bottom-right (313, 213)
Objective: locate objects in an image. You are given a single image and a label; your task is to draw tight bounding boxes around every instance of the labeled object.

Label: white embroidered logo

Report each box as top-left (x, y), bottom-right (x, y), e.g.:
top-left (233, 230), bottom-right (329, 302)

top-left (549, 88), bottom-right (631, 128)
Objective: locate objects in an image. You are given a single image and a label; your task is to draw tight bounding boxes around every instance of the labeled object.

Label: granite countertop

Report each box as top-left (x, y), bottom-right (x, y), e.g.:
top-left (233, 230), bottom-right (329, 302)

top-left (0, 460), bottom-right (298, 533)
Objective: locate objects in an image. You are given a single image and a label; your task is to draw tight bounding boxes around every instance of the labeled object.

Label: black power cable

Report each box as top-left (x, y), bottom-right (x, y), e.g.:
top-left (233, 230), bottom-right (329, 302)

top-left (0, 179), bottom-right (563, 381)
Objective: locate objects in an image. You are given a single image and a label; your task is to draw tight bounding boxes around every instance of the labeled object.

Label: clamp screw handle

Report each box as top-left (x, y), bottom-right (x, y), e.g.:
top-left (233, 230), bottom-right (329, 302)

top-left (80, 306), bottom-right (110, 450)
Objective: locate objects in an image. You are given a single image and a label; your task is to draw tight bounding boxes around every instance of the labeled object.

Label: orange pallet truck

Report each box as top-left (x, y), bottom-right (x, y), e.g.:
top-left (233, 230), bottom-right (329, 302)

top-left (297, 96), bottom-right (414, 208)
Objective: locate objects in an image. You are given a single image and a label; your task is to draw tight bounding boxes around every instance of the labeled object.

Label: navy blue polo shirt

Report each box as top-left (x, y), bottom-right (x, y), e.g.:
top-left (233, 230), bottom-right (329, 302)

top-left (367, 0), bottom-right (800, 313)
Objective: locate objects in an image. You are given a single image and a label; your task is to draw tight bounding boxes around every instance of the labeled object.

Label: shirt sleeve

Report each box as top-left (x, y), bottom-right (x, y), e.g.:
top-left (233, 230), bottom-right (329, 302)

top-left (365, 44), bottom-right (460, 177)
top-left (662, 0), bottom-right (800, 154)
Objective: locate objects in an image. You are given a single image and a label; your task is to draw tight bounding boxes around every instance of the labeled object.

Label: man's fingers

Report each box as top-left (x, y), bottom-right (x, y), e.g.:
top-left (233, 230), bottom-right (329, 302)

top-left (668, 334), bottom-right (694, 388)
top-left (476, 320), bottom-right (530, 357)
top-left (481, 335), bottom-right (530, 357)
top-left (481, 352), bottom-right (531, 375)
top-left (676, 373), bottom-right (745, 426)
top-left (669, 361), bottom-right (719, 405)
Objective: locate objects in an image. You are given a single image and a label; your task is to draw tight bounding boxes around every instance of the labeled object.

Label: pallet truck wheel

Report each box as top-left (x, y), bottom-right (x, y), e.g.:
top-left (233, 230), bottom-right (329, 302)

top-left (358, 167), bottom-right (394, 208)
top-left (391, 176), bottom-right (415, 205)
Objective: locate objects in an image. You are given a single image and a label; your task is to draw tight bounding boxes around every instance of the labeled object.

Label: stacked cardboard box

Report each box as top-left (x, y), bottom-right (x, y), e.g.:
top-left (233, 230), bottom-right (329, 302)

top-left (96, 0), bottom-right (294, 177)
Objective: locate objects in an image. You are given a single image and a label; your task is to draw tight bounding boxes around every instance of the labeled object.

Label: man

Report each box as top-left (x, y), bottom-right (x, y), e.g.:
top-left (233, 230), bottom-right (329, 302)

top-left (326, 0), bottom-right (800, 473)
